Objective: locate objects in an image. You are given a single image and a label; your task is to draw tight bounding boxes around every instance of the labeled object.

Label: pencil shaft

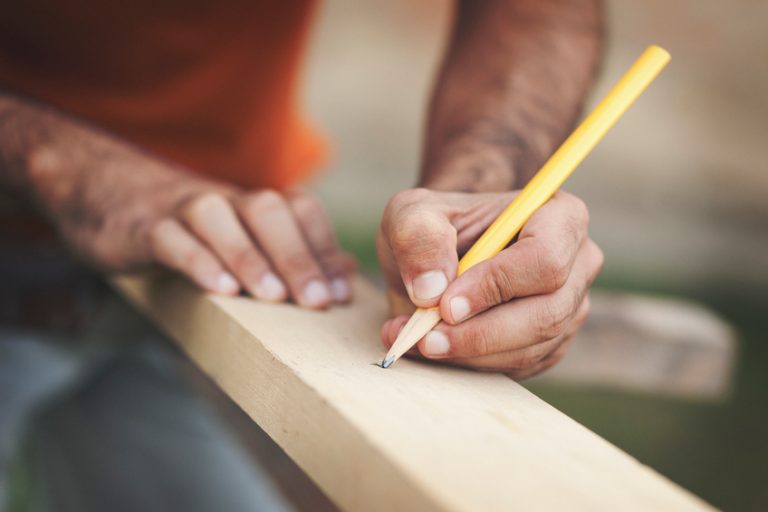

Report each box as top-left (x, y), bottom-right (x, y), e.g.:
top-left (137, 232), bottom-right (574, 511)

top-left (458, 45), bottom-right (670, 274)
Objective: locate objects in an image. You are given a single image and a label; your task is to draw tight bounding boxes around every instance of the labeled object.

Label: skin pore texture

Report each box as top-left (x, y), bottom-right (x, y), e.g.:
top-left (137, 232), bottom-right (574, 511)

top-left (0, 0), bottom-right (604, 379)
top-left (423, 0), bottom-right (603, 192)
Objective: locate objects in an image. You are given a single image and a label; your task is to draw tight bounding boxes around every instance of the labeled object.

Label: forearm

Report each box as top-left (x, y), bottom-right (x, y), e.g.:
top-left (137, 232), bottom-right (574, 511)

top-left (420, 0), bottom-right (603, 192)
top-left (0, 93), bottom-right (195, 199)
top-left (0, 93), bottom-right (225, 264)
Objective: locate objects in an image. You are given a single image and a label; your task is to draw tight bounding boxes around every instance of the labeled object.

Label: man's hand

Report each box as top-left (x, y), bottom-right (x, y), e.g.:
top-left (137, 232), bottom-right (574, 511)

top-left (0, 97), bottom-right (355, 309)
top-left (38, 150), bottom-right (356, 309)
top-left (377, 188), bottom-right (602, 379)
top-left (376, 0), bottom-right (604, 378)
top-left (143, 186), bottom-right (356, 308)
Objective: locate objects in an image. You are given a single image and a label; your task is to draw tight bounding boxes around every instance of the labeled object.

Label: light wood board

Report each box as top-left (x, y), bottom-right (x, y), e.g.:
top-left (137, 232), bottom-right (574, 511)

top-left (114, 274), bottom-right (712, 512)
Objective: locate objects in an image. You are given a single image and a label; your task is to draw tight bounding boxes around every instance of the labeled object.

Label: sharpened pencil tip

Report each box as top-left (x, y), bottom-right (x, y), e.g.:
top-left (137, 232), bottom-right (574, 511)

top-left (381, 356), bottom-right (395, 369)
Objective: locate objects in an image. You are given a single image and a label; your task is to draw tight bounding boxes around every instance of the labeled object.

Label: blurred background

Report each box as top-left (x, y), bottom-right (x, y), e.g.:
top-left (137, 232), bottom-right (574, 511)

top-left (288, 0), bottom-right (766, 509)
top-left (2, 1), bottom-right (765, 511)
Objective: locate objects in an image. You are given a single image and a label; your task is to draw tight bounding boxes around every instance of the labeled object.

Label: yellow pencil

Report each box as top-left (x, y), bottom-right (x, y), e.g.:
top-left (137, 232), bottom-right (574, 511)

top-left (381, 45), bottom-right (671, 369)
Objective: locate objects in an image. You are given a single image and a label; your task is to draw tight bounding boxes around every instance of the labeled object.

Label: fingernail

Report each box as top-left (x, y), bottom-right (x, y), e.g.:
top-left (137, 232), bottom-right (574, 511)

top-left (216, 272), bottom-right (239, 294)
top-left (303, 280), bottom-right (331, 307)
top-left (257, 272), bottom-right (286, 301)
top-left (412, 271), bottom-right (448, 302)
top-left (450, 296), bottom-right (471, 323)
top-left (424, 330), bottom-right (450, 357)
top-left (330, 278), bottom-right (350, 302)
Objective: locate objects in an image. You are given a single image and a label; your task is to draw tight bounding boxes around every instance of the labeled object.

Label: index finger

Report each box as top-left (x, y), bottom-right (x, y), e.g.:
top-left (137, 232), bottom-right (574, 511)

top-left (439, 191), bottom-right (590, 324)
top-left (381, 188), bottom-right (459, 308)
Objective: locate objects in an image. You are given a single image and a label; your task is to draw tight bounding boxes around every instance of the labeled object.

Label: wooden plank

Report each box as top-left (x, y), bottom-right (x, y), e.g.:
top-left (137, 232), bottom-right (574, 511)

top-left (114, 274), bottom-right (712, 512)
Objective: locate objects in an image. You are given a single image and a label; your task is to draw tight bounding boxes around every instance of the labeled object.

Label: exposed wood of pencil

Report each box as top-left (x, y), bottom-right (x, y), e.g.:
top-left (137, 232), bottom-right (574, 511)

top-left (381, 307), bottom-right (440, 368)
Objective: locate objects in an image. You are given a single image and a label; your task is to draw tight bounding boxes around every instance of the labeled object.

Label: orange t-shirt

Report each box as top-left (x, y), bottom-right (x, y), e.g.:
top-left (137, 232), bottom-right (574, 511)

top-left (0, 0), bottom-right (327, 190)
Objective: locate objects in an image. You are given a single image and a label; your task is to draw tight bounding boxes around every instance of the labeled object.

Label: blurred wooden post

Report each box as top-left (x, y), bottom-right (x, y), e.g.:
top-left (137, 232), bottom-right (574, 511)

top-left (114, 274), bottom-right (713, 512)
top-left (532, 291), bottom-right (736, 399)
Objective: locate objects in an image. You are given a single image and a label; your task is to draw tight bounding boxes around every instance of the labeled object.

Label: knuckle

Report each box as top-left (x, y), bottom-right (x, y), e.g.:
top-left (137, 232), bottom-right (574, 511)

top-left (383, 189), bottom-right (453, 261)
top-left (386, 188), bottom-right (431, 213)
top-left (281, 250), bottom-right (318, 277)
top-left (480, 260), bottom-right (515, 306)
top-left (389, 221), bottom-right (423, 252)
top-left (182, 192), bottom-right (228, 221)
top-left (317, 250), bottom-right (353, 276)
top-left (515, 352), bottom-right (540, 370)
top-left (536, 246), bottom-right (570, 291)
top-left (240, 189), bottom-right (285, 217)
top-left (390, 214), bottom-right (453, 258)
top-left (383, 189), bottom-right (429, 235)
top-left (229, 247), bottom-right (264, 276)
top-left (311, 239), bottom-right (341, 263)
top-left (534, 299), bottom-right (571, 341)
top-left (514, 342), bottom-right (552, 370)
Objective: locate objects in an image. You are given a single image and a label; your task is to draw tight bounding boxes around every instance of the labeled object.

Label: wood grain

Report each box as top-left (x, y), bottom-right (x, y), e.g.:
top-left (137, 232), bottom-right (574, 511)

top-left (114, 274), bottom-right (712, 512)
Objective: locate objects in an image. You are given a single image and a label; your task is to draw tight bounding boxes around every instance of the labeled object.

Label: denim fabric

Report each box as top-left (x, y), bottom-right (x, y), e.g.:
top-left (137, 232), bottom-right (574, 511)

top-left (0, 292), bottom-right (292, 512)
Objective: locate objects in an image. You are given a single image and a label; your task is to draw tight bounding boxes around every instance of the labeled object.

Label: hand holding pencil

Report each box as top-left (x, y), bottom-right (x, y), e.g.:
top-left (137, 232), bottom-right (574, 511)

top-left (378, 46), bottom-right (670, 374)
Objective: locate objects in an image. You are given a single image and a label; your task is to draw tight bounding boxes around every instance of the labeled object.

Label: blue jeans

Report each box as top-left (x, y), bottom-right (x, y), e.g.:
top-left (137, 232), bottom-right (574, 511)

top-left (0, 291), bottom-right (292, 512)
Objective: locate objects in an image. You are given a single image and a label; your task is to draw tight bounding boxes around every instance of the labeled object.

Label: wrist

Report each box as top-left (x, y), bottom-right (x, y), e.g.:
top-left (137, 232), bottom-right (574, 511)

top-left (420, 139), bottom-right (517, 193)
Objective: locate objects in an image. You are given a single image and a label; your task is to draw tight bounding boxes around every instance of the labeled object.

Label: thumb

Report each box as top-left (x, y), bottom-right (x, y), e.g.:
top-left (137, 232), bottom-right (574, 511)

top-left (381, 189), bottom-right (458, 308)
